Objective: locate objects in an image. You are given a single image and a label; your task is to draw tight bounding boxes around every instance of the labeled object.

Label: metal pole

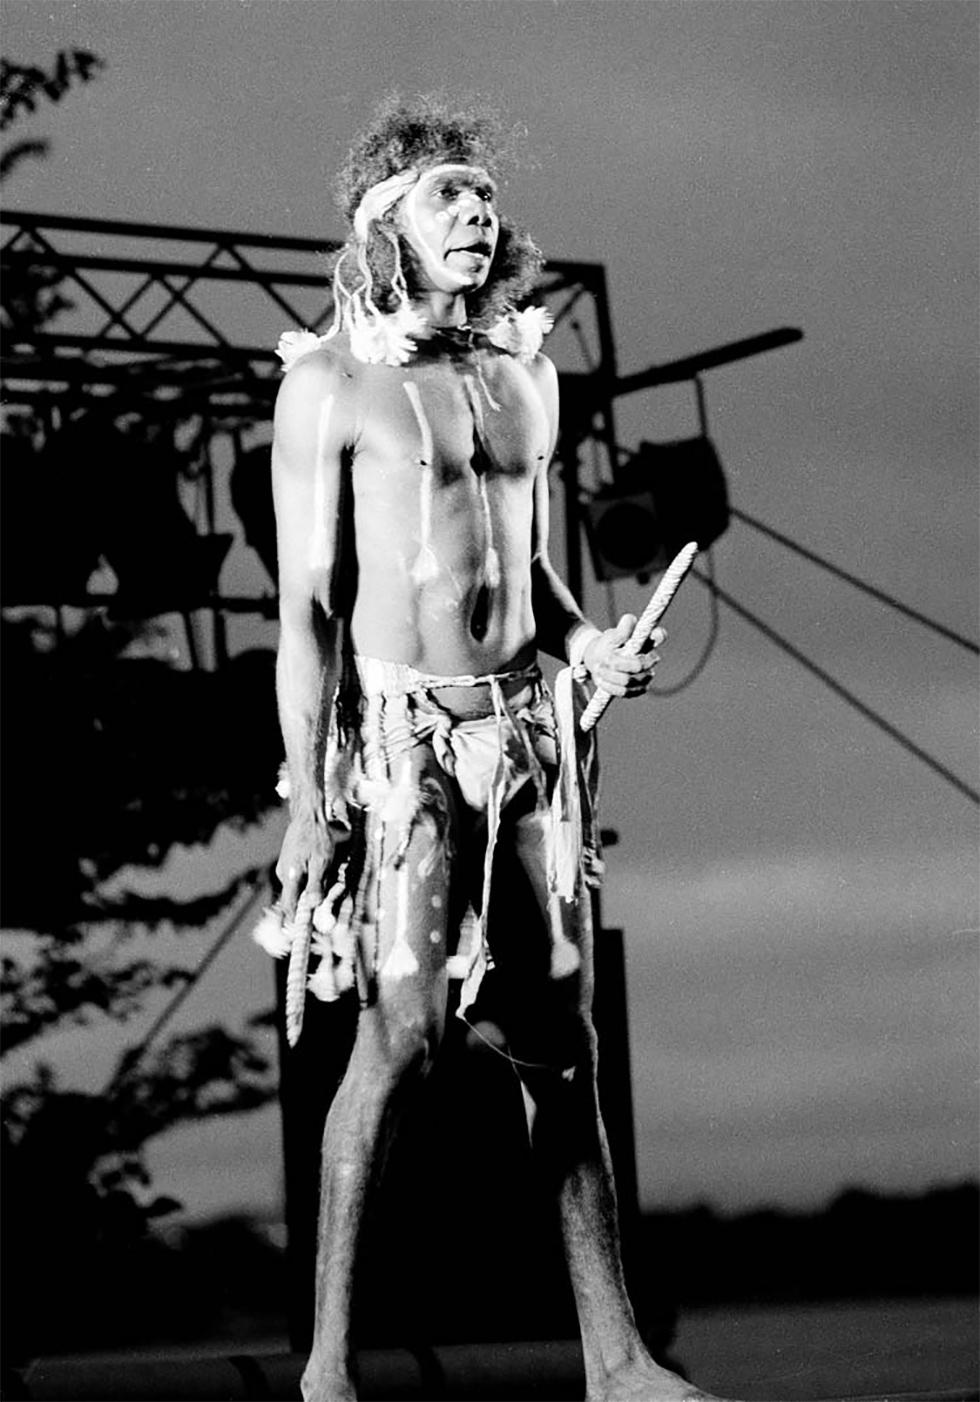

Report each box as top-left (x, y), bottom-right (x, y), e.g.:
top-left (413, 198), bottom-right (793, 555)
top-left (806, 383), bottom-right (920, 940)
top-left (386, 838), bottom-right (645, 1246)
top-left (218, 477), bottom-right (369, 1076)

top-left (560, 433), bottom-right (583, 605)
top-left (694, 373), bottom-right (709, 437)
top-left (557, 409), bottom-right (641, 1235)
top-left (588, 264), bottom-right (621, 480)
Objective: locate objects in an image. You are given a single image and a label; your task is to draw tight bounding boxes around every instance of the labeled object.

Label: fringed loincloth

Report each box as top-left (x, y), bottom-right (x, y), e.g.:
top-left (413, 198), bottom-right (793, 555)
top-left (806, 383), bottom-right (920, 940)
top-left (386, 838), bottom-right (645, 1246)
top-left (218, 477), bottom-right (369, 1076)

top-left (263, 655), bottom-right (602, 1022)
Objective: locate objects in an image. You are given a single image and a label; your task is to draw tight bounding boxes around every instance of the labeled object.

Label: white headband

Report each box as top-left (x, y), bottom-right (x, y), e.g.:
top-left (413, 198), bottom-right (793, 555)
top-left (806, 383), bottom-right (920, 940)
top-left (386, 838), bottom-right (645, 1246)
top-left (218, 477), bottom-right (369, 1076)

top-left (351, 162), bottom-right (494, 242)
top-left (351, 169), bottom-right (420, 242)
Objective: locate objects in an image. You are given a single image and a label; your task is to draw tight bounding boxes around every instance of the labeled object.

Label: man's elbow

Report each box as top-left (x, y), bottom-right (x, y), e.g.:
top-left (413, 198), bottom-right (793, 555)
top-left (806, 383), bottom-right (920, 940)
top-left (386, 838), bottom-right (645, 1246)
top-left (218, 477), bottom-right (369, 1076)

top-left (530, 554), bottom-right (563, 600)
top-left (278, 583), bottom-right (340, 649)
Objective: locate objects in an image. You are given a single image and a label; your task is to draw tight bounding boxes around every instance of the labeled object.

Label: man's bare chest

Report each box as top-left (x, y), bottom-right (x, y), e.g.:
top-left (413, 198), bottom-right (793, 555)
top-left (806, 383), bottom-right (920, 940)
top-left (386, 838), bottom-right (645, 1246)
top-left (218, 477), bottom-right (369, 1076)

top-left (352, 354), bottom-right (551, 488)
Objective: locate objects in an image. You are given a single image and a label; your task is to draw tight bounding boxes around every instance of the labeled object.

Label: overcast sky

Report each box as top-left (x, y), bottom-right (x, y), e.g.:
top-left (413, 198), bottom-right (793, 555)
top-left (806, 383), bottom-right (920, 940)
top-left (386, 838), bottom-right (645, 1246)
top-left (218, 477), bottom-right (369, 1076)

top-left (3, 0), bottom-right (977, 1216)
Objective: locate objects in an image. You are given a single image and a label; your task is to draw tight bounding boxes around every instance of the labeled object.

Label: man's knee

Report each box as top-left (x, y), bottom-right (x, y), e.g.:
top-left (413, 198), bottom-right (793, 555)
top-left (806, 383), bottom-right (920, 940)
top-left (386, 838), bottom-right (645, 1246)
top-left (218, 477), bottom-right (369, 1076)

top-left (486, 961), bottom-right (597, 1067)
top-left (383, 1006), bottom-right (443, 1077)
top-left (553, 1010), bottom-right (598, 1077)
top-left (351, 993), bottom-right (445, 1088)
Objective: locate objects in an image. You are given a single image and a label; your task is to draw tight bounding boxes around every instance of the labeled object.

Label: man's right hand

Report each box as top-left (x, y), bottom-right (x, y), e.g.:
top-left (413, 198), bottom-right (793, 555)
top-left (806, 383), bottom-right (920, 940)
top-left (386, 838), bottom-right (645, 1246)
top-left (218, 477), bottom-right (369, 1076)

top-left (275, 811), bottom-right (336, 922)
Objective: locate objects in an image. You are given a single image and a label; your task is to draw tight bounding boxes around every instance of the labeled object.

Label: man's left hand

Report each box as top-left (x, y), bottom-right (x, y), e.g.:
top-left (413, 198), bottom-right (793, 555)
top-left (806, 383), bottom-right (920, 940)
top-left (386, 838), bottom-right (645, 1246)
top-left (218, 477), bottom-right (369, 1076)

top-left (581, 614), bottom-right (666, 697)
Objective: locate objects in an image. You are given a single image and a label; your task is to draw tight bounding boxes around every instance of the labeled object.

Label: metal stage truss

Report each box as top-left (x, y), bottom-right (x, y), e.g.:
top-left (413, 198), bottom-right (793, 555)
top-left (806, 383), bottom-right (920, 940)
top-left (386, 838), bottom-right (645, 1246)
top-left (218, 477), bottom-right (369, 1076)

top-left (1, 209), bottom-right (622, 404)
top-left (1, 209), bottom-right (626, 629)
top-left (2, 210), bottom-right (803, 617)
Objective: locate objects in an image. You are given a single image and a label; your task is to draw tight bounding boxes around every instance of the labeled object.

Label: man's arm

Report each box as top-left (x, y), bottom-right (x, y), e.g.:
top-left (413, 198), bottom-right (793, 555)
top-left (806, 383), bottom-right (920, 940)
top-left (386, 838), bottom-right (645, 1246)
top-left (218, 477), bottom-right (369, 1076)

top-left (527, 355), bottom-right (662, 696)
top-left (271, 350), bottom-right (352, 918)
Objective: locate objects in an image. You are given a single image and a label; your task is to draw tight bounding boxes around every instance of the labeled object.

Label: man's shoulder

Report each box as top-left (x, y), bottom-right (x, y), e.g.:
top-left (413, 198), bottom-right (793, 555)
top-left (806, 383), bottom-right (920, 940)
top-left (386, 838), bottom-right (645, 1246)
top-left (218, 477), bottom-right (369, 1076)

top-left (274, 335), bottom-right (360, 418)
top-left (273, 336), bottom-right (362, 463)
top-left (278, 333), bottom-right (359, 387)
top-left (523, 348), bottom-right (557, 381)
top-left (520, 349), bottom-right (559, 408)
top-left (487, 344), bottom-right (556, 384)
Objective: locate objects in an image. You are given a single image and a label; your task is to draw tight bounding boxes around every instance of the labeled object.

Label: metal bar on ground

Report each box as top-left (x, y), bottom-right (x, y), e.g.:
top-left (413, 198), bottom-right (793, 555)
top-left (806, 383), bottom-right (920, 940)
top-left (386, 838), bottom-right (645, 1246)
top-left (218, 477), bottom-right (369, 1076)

top-left (14, 1345), bottom-right (979, 1401)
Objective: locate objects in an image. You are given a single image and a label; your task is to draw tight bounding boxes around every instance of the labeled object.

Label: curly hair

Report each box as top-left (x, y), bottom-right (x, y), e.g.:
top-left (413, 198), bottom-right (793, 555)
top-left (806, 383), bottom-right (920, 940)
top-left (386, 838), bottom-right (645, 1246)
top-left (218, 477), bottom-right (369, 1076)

top-left (329, 93), bottom-right (544, 327)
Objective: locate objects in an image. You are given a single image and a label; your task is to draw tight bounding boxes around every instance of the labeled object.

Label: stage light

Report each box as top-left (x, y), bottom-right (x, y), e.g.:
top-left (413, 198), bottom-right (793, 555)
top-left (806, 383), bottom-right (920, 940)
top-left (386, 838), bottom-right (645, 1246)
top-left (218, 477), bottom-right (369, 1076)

top-left (1, 425), bottom-right (104, 604)
top-left (1, 415), bottom-right (232, 614)
top-left (583, 436), bottom-right (729, 582)
top-left (69, 417), bottom-right (234, 618)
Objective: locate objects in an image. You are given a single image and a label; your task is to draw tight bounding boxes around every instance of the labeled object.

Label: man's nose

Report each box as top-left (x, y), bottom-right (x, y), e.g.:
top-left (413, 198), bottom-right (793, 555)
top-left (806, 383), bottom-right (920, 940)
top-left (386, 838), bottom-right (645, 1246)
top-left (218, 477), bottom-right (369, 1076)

top-left (458, 193), bottom-right (492, 225)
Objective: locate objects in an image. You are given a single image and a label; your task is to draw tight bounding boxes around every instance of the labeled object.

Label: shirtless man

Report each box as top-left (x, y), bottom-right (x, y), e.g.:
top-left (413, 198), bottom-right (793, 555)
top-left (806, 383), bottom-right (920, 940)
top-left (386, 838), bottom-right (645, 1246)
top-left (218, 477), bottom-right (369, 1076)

top-left (265, 98), bottom-right (719, 1402)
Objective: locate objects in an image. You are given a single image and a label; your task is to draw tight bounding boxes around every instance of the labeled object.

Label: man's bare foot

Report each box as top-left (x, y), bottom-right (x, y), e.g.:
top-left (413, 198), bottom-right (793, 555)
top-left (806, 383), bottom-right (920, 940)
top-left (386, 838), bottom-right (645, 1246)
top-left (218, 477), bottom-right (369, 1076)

top-left (590, 1357), bottom-right (733, 1402)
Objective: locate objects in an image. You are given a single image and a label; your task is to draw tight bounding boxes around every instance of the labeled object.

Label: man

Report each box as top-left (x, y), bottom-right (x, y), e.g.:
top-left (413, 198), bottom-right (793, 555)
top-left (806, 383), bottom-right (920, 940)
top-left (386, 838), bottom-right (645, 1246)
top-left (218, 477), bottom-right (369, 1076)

top-left (263, 97), bottom-right (719, 1402)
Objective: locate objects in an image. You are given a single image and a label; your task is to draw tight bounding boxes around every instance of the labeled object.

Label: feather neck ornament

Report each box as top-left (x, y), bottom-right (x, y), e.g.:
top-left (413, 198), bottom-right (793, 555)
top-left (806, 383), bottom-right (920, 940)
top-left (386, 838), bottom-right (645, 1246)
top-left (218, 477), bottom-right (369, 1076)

top-left (277, 304), bottom-right (552, 372)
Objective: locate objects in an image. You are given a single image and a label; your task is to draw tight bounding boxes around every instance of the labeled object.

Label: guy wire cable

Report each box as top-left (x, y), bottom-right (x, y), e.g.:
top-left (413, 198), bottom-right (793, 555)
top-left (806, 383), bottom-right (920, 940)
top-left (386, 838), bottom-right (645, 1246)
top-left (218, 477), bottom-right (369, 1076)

top-left (108, 874), bottom-right (271, 1089)
top-left (693, 569), bottom-right (979, 806)
top-left (731, 505), bottom-right (979, 655)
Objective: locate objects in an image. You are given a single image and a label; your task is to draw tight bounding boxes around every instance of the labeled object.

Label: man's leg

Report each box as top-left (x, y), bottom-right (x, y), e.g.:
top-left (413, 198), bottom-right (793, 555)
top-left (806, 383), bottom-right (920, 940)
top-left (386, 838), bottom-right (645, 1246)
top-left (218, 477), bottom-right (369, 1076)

top-left (497, 810), bottom-right (723, 1402)
top-left (301, 757), bottom-right (454, 1402)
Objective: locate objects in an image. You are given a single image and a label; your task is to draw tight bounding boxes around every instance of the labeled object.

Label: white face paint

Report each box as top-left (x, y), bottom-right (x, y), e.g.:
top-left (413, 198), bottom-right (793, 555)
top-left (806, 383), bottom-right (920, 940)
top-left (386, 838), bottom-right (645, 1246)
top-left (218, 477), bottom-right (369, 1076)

top-left (397, 163), bottom-right (500, 295)
top-left (402, 381), bottom-right (439, 584)
top-left (307, 394), bottom-right (335, 571)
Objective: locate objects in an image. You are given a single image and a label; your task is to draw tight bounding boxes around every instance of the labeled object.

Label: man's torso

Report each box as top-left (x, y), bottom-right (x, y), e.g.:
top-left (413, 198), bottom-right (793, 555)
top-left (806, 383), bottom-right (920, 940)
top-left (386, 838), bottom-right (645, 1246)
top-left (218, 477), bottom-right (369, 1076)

top-left (328, 337), bottom-right (554, 717)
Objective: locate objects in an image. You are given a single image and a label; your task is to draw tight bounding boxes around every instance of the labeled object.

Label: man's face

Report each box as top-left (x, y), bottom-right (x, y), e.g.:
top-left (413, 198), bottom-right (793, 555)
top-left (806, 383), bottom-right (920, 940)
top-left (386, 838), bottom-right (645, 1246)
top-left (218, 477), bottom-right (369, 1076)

top-left (397, 163), bottom-right (500, 295)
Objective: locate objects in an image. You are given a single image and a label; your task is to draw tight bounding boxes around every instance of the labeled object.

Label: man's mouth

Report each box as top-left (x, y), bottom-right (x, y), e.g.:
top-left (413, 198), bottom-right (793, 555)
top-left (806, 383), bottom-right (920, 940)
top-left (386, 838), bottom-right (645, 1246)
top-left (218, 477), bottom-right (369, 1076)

top-left (447, 242), bottom-right (492, 260)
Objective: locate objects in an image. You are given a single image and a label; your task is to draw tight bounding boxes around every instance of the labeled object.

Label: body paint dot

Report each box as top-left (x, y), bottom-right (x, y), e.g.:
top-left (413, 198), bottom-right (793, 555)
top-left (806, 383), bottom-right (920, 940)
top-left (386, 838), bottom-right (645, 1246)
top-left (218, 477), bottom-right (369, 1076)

top-left (429, 930), bottom-right (441, 944)
top-left (431, 894), bottom-right (443, 909)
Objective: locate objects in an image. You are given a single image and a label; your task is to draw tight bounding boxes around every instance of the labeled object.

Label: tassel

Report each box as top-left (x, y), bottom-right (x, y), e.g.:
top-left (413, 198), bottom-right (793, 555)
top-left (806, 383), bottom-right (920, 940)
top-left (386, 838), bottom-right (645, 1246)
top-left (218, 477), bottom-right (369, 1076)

top-left (380, 756), bottom-right (417, 829)
top-left (276, 328), bottom-right (323, 371)
top-left (347, 300), bottom-right (425, 367)
top-left (308, 958), bottom-right (339, 1003)
top-left (332, 918), bottom-right (355, 965)
top-left (486, 306), bottom-right (554, 364)
top-left (328, 915), bottom-right (357, 995)
top-left (252, 907), bottom-right (291, 959)
top-left (313, 873), bottom-right (347, 936)
top-left (333, 958), bottom-right (355, 996)
top-left (313, 901), bottom-right (336, 936)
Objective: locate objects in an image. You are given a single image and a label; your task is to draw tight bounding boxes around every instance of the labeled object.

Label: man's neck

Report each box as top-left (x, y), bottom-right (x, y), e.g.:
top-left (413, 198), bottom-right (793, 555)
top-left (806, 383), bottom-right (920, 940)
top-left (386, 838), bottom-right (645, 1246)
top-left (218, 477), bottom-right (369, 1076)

top-left (413, 289), bottom-right (470, 329)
